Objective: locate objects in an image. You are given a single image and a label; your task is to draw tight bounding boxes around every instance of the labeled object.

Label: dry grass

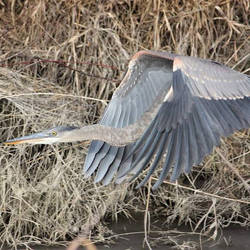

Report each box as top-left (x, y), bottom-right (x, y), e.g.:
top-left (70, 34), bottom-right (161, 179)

top-left (0, 0), bottom-right (249, 249)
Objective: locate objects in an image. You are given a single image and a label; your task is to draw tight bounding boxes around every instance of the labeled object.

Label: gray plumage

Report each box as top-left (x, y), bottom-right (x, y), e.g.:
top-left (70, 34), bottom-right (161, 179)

top-left (84, 51), bottom-right (250, 189)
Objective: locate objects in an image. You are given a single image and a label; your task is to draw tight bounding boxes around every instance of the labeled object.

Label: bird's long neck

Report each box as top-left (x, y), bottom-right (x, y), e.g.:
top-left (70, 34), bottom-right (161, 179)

top-left (66, 124), bottom-right (141, 146)
top-left (64, 89), bottom-right (169, 146)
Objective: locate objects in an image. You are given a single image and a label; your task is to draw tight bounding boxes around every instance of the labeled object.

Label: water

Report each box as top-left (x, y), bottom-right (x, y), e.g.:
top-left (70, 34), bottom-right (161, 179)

top-left (3, 213), bottom-right (250, 250)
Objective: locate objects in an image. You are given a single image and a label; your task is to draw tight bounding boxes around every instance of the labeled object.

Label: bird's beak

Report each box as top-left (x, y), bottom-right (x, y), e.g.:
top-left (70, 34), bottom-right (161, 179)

top-left (3, 132), bottom-right (50, 145)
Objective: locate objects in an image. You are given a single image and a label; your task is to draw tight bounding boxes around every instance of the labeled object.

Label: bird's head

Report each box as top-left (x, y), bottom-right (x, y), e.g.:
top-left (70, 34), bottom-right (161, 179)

top-left (3, 126), bottom-right (78, 145)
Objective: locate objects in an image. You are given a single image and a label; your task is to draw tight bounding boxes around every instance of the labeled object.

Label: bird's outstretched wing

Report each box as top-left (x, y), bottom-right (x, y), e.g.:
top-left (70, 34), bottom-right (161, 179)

top-left (84, 51), bottom-right (250, 189)
top-left (84, 51), bottom-right (174, 184)
top-left (116, 52), bottom-right (250, 189)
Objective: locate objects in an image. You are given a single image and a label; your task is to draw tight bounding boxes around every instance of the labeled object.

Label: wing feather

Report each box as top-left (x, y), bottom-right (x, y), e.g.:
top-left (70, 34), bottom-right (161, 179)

top-left (169, 124), bottom-right (184, 182)
top-left (102, 147), bottom-right (125, 185)
top-left (136, 130), bottom-right (170, 188)
top-left (85, 143), bottom-right (109, 177)
top-left (94, 146), bottom-right (118, 182)
top-left (177, 56), bottom-right (250, 100)
top-left (172, 121), bottom-right (189, 180)
top-left (186, 114), bottom-right (197, 170)
top-left (129, 129), bottom-right (159, 171)
top-left (152, 128), bottom-right (177, 189)
top-left (84, 140), bottom-right (103, 173)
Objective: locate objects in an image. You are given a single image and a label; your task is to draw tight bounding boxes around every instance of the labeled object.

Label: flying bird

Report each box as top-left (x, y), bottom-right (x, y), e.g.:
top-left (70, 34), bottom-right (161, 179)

top-left (4, 51), bottom-right (250, 189)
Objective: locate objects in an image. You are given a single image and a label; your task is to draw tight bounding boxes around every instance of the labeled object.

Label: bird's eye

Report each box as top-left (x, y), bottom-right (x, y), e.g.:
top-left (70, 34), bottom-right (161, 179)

top-left (51, 131), bottom-right (57, 136)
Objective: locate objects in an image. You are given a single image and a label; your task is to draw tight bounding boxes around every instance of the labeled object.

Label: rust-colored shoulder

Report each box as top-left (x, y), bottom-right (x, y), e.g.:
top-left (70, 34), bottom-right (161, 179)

top-left (131, 50), bottom-right (153, 60)
top-left (173, 57), bottom-right (184, 72)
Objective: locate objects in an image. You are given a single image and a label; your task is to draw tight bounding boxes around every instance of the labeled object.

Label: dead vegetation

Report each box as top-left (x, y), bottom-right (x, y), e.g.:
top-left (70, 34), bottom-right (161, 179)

top-left (0, 0), bottom-right (249, 249)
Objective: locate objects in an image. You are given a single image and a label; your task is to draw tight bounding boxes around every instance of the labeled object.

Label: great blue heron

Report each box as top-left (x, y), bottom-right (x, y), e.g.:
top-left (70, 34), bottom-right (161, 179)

top-left (4, 51), bottom-right (250, 189)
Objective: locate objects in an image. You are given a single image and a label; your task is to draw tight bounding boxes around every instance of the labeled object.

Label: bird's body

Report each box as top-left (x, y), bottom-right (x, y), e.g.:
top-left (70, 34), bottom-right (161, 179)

top-left (5, 51), bottom-right (250, 189)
